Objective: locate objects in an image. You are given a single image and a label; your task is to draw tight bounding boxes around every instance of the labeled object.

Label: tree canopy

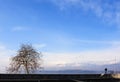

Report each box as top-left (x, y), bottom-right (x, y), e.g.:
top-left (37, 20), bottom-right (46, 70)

top-left (7, 44), bottom-right (43, 74)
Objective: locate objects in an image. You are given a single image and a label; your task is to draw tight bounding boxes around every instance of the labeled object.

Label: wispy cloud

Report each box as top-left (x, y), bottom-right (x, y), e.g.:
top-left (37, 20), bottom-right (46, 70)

top-left (75, 40), bottom-right (120, 46)
top-left (12, 26), bottom-right (29, 32)
top-left (33, 43), bottom-right (47, 49)
top-left (50, 0), bottom-right (120, 28)
top-left (51, 0), bottom-right (80, 10)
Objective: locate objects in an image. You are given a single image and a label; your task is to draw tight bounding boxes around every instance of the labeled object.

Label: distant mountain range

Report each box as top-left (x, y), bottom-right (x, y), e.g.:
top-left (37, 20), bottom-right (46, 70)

top-left (37, 62), bottom-right (120, 74)
top-left (39, 70), bottom-right (102, 74)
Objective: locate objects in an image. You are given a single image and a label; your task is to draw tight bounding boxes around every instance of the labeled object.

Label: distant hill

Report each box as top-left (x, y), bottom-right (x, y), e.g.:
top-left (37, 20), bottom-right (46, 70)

top-left (35, 62), bottom-right (120, 74)
top-left (38, 70), bottom-right (103, 74)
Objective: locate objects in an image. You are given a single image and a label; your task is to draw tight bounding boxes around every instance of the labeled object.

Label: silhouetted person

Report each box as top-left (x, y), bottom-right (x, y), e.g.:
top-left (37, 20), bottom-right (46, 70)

top-left (105, 68), bottom-right (107, 74)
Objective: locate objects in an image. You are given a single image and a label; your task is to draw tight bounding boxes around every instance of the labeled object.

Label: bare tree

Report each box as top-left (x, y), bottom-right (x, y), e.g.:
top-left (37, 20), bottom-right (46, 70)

top-left (7, 44), bottom-right (43, 74)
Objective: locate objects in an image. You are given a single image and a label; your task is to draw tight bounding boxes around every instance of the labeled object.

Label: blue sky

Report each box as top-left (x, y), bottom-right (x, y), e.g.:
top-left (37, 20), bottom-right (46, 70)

top-left (0, 0), bottom-right (120, 72)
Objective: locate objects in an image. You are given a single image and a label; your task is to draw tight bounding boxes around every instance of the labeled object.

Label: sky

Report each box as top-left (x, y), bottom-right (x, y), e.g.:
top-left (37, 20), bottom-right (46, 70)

top-left (0, 0), bottom-right (120, 73)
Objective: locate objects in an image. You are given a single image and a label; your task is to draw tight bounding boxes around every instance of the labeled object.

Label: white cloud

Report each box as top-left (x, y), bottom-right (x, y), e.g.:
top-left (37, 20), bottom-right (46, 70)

top-left (43, 46), bottom-right (120, 70)
top-left (0, 44), bottom-right (15, 73)
top-left (1, 43), bottom-right (120, 72)
top-left (51, 0), bottom-right (120, 28)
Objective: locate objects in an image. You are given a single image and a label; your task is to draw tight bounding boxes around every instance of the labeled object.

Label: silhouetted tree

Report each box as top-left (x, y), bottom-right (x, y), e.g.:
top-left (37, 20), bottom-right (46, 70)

top-left (7, 44), bottom-right (43, 74)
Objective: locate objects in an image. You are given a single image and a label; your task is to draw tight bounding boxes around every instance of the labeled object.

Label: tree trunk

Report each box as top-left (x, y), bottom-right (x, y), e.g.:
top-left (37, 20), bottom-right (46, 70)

top-left (25, 66), bottom-right (29, 74)
top-left (25, 62), bottom-right (29, 74)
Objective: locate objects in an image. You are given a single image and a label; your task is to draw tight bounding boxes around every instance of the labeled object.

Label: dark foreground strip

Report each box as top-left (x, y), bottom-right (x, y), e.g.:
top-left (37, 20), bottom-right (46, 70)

top-left (0, 80), bottom-right (76, 82)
